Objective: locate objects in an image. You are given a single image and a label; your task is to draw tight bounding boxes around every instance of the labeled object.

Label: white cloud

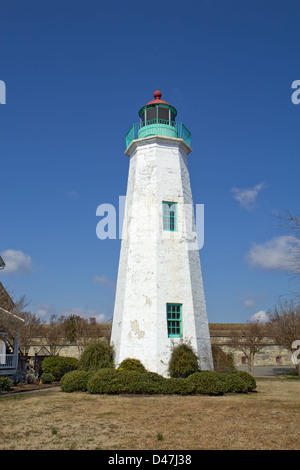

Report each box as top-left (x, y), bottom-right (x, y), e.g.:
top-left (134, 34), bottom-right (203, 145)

top-left (231, 182), bottom-right (266, 211)
top-left (67, 190), bottom-right (79, 199)
top-left (245, 235), bottom-right (299, 272)
top-left (0, 249), bottom-right (32, 274)
top-left (248, 310), bottom-right (269, 323)
top-left (244, 299), bottom-right (256, 308)
top-left (94, 275), bottom-right (115, 288)
top-left (34, 303), bottom-right (54, 318)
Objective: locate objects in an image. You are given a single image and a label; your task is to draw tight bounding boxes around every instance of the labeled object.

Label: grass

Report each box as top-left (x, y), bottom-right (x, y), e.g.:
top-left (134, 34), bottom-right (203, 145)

top-left (0, 378), bottom-right (299, 450)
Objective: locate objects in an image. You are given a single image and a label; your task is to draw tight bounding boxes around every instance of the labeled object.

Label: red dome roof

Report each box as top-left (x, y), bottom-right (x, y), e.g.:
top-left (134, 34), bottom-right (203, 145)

top-left (145, 89), bottom-right (170, 106)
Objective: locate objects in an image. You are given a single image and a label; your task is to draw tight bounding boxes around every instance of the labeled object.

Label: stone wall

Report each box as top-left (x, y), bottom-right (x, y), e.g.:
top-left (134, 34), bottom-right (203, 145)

top-left (209, 324), bottom-right (294, 367)
top-left (25, 323), bottom-right (294, 368)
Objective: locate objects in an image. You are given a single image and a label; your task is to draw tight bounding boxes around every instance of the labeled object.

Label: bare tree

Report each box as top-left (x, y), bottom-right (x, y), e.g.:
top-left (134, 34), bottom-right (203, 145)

top-left (11, 294), bottom-right (31, 317)
top-left (277, 209), bottom-right (300, 278)
top-left (75, 317), bottom-right (112, 354)
top-left (63, 314), bottom-right (82, 342)
top-left (18, 312), bottom-right (45, 356)
top-left (42, 314), bottom-right (66, 356)
top-left (95, 318), bottom-right (112, 345)
top-left (227, 321), bottom-right (266, 375)
top-left (62, 315), bottom-right (93, 354)
top-left (267, 299), bottom-right (300, 375)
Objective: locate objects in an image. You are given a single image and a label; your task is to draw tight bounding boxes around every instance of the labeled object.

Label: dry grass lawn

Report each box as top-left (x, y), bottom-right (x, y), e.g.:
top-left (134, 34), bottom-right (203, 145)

top-left (0, 378), bottom-right (299, 450)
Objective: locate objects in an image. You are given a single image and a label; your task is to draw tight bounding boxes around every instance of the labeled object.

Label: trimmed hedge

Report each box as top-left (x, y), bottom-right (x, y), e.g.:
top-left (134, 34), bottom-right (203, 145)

top-left (233, 370), bottom-right (257, 391)
top-left (161, 377), bottom-right (195, 395)
top-left (87, 369), bottom-right (164, 395)
top-left (78, 341), bottom-right (114, 372)
top-left (221, 373), bottom-right (248, 393)
top-left (118, 358), bottom-right (146, 373)
top-left (42, 356), bottom-right (78, 381)
top-left (61, 367), bottom-right (256, 396)
top-left (186, 371), bottom-right (228, 395)
top-left (60, 370), bottom-right (91, 393)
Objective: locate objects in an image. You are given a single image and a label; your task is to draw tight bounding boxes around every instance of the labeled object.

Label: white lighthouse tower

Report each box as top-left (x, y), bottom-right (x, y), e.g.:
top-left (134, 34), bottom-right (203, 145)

top-left (110, 90), bottom-right (213, 376)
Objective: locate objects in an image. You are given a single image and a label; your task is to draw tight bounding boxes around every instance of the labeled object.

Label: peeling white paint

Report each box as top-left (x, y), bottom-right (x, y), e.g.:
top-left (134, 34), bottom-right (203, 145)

top-left (111, 136), bottom-right (213, 376)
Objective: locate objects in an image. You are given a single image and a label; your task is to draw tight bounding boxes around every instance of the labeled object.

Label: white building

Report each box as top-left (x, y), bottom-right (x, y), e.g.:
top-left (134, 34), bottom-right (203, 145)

top-left (110, 90), bottom-right (213, 376)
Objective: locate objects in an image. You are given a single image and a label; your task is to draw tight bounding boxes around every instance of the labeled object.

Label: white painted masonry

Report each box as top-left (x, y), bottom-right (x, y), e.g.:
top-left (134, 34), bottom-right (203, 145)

top-left (111, 134), bottom-right (214, 376)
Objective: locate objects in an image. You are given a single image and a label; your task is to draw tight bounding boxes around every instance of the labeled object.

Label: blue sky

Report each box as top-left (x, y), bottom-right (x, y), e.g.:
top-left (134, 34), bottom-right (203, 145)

top-left (0, 0), bottom-right (299, 324)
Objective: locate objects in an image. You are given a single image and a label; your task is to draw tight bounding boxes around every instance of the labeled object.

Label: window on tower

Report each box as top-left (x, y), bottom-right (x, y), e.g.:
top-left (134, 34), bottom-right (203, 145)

top-left (162, 201), bottom-right (177, 231)
top-left (146, 106), bottom-right (157, 122)
top-left (157, 106), bottom-right (169, 122)
top-left (166, 303), bottom-right (182, 338)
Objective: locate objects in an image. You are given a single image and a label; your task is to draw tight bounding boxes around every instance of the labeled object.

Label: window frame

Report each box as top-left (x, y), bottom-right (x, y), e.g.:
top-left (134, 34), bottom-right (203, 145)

top-left (162, 201), bottom-right (177, 232)
top-left (166, 303), bottom-right (182, 338)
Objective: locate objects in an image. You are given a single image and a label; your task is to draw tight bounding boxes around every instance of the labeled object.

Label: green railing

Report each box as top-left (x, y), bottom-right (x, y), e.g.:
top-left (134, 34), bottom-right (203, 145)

top-left (125, 119), bottom-right (191, 148)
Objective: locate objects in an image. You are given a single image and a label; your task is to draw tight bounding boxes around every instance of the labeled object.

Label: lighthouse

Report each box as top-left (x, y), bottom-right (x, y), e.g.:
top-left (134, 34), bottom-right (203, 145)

top-left (110, 90), bottom-right (213, 376)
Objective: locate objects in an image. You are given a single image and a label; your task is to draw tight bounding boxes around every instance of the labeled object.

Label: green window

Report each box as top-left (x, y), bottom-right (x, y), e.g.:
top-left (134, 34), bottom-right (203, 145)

top-left (166, 303), bottom-right (182, 338)
top-left (163, 201), bottom-right (177, 231)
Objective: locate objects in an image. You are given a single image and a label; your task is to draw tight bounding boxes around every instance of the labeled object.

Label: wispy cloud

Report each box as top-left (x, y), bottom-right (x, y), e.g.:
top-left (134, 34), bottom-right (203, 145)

top-left (94, 275), bottom-right (115, 289)
top-left (34, 303), bottom-right (55, 318)
top-left (245, 235), bottom-right (300, 272)
top-left (243, 299), bottom-right (256, 308)
top-left (67, 190), bottom-right (79, 199)
top-left (0, 249), bottom-right (32, 274)
top-left (231, 182), bottom-right (266, 211)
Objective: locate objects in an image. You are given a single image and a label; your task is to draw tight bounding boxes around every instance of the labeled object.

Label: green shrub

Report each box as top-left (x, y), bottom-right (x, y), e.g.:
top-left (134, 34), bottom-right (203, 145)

top-left (86, 369), bottom-right (230, 396)
top-left (118, 358), bottom-right (146, 373)
top-left (87, 369), bottom-right (124, 394)
top-left (60, 370), bottom-right (91, 393)
top-left (87, 369), bottom-right (163, 395)
top-left (161, 377), bottom-right (195, 395)
top-left (212, 345), bottom-right (236, 373)
top-left (0, 377), bottom-right (12, 391)
top-left (168, 342), bottom-right (199, 378)
top-left (72, 365), bottom-right (255, 397)
top-left (186, 371), bottom-right (227, 395)
top-left (78, 341), bottom-right (114, 372)
top-left (221, 373), bottom-right (248, 393)
top-left (42, 356), bottom-right (78, 381)
top-left (40, 372), bottom-right (55, 384)
top-left (232, 370), bottom-right (257, 391)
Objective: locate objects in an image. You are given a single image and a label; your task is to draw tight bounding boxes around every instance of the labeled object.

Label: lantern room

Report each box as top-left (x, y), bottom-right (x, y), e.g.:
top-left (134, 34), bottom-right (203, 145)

top-left (125, 89), bottom-right (191, 149)
top-left (137, 89), bottom-right (177, 140)
top-left (138, 89), bottom-right (177, 124)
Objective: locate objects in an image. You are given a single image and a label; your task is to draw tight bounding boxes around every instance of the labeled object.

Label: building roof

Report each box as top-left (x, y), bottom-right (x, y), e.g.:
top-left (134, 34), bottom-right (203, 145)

top-left (0, 283), bottom-right (15, 312)
top-left (209, 323), bottom-right (258, 337)
top-left (0, 307), bottom-right (24, 337)
top-left (0, 283), bottom-right (23, 334)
